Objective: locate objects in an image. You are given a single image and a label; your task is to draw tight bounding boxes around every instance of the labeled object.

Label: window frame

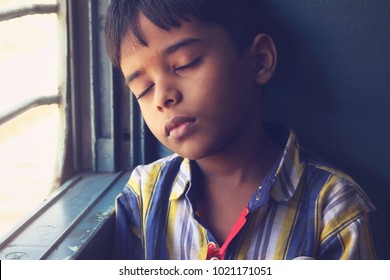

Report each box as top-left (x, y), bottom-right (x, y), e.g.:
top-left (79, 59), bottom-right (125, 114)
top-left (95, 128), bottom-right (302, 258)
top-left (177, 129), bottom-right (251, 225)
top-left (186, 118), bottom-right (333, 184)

top-left (0, 2), bottom-right (61, 125)
top-left (0, 0), bottom-right (152, 260)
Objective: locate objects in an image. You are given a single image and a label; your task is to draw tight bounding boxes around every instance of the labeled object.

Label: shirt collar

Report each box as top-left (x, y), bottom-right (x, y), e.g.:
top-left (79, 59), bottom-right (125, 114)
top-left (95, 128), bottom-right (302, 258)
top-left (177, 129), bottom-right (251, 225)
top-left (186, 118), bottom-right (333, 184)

top-left (169, 126), bottom-right (306, 207)
top-left (269, 128), bottom-right (306, 202)
top-left (169, 157), bottom-right (192, 201)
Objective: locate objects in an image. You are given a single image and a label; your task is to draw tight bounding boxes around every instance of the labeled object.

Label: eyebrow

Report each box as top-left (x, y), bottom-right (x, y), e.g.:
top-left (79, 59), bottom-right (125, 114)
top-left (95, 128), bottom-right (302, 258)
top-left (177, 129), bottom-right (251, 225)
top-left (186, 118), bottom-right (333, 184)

top-left (125, 38), bottom-right (204, 85)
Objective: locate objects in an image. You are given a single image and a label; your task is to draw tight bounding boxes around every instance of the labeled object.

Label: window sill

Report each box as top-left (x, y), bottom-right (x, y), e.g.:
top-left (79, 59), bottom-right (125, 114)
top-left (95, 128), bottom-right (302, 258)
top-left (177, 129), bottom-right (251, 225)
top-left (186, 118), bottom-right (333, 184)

top-left (0, 171), bottom-right (129, 260)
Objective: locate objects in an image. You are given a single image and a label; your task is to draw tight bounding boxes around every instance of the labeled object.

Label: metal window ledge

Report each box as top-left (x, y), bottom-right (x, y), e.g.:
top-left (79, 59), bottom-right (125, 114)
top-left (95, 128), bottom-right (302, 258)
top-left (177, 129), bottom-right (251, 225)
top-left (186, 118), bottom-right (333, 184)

top-left (0, 171), bottom-right (129, 260)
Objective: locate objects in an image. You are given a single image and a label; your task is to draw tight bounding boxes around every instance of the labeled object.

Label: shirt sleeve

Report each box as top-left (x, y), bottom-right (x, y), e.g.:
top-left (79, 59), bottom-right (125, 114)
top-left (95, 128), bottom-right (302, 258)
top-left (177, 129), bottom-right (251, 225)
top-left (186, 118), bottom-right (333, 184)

top-left (317, 211), bottom-right (389, 259)
top-left (114, 186), bottom-right (144, 260)
top-left (315, 178), bottom-right (390, 260)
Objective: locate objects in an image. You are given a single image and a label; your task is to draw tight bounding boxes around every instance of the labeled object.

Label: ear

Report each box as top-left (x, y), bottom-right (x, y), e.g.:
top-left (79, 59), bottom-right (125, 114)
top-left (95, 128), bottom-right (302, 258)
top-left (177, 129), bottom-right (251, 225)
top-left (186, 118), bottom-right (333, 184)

top-left (250, 34), bottom-right (277, 85)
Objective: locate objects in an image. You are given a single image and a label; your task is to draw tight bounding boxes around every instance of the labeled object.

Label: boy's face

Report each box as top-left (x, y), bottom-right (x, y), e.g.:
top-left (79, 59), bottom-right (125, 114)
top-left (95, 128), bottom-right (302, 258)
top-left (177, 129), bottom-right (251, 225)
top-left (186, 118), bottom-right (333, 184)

top-left (120, 15), bottom-right (270, 160)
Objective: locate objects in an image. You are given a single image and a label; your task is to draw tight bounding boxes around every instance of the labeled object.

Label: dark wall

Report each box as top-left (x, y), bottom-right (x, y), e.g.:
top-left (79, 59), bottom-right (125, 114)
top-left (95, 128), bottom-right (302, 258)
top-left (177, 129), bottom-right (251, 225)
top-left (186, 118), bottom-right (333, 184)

top-left (261, 0), bottom-right (390, 234)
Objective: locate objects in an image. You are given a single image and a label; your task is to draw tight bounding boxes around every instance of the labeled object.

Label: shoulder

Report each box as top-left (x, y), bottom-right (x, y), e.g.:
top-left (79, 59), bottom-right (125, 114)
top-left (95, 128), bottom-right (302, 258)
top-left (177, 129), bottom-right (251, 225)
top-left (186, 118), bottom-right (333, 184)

top-left (122, 154), bottom-right (184, 198)
top-left (115, 154), bottom-right (183, 218)
top-left (302, 150), bottom-right (376, 225)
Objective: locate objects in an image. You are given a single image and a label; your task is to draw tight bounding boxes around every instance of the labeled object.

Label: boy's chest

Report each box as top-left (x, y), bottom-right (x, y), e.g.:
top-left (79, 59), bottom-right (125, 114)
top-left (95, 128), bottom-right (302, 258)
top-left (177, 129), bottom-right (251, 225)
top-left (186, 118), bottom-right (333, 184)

top-left (164, 199), bottom-right (314, 260)
top-left (194, 181), bottom-right (261, 245)
top-left (196, 196), bottom-right (249, 245)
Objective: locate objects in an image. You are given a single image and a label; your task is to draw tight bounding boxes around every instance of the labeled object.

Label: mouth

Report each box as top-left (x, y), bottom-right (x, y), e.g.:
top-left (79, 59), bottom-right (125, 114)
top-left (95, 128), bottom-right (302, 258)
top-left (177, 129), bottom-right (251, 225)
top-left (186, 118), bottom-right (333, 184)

top-left (164, 116), bottom-right (196, 138)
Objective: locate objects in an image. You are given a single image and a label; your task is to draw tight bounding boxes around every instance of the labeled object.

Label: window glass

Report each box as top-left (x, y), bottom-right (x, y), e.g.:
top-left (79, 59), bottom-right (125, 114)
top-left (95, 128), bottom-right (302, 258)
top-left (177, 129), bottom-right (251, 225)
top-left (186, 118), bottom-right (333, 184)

top-left (0, 2), bottom-right (61, 239)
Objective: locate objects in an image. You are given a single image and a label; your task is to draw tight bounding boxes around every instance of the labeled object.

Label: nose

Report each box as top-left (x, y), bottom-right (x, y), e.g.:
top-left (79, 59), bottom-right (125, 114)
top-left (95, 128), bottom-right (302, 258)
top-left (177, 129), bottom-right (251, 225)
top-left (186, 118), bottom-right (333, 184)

top-left (154, 79), bottom-right (182, 111)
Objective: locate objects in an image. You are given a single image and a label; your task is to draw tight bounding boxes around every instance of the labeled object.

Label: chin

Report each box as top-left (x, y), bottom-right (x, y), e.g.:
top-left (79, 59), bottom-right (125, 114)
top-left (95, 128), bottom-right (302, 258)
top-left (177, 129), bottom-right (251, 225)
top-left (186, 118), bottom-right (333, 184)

top-left (170, 142), bottom-right (223, 161)
top-left (173, 149), bottom-right (205, 161)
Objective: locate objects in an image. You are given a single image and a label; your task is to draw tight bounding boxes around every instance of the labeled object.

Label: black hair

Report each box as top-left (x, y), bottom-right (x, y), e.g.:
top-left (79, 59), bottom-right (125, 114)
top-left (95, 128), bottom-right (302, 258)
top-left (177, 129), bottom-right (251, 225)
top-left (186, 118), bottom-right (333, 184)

top-left (105, 0), bottom-right (264, 68)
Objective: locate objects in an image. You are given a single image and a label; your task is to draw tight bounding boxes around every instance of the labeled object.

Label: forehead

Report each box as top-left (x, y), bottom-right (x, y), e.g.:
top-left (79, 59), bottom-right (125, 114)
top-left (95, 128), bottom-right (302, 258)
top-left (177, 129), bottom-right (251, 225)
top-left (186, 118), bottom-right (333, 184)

top-left (119, 14), bottom-right (227, 64)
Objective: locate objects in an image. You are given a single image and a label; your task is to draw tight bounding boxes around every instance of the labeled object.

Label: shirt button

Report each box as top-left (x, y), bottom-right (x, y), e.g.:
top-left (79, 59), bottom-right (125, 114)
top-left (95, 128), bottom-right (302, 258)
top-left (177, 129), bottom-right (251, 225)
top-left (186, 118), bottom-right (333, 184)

top-left (208, 242), bottom-right (218, 251)
top-left (206, 242), bottom-right (220, 260)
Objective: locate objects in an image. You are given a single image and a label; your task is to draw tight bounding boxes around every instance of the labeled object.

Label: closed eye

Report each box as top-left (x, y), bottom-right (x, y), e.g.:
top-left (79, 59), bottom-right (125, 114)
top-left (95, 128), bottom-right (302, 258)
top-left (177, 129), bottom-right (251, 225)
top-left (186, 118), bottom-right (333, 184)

top-left (174, 57), bottom-right (202, 72)
top-left (136, 83), bottom-right (155, 100)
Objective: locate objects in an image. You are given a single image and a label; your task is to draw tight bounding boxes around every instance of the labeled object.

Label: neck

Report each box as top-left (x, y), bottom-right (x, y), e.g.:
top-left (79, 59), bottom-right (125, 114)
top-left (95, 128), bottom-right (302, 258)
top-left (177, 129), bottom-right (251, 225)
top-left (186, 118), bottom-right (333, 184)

top-left (195, 124), bottom-right (281, 189)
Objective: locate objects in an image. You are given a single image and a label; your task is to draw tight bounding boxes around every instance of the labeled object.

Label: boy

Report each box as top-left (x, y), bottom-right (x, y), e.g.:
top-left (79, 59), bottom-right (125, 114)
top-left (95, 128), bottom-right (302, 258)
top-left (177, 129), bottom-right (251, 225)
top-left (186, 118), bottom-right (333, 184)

top-left (105, 0), bottom-right (388, 259)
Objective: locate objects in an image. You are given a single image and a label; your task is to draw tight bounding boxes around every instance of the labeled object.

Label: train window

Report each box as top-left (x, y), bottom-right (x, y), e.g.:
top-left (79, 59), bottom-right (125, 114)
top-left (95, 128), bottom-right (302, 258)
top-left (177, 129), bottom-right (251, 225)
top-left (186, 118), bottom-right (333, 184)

top-left (0, 0), bottom-right (147, 260)
top-left (0, 1), bottom-right (63, 240)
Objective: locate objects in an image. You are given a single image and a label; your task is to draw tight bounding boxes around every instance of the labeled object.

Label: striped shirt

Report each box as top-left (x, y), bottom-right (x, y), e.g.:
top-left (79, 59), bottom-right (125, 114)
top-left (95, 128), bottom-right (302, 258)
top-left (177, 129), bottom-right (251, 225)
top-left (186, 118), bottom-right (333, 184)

top-left (115, 127), bottom-right (388, 259)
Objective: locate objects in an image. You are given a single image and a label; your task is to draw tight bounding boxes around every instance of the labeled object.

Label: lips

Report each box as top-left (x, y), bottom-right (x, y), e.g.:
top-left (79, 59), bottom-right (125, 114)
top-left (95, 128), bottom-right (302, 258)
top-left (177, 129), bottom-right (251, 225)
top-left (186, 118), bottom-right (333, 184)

top-left (164, 116), bottom-right (196, 138)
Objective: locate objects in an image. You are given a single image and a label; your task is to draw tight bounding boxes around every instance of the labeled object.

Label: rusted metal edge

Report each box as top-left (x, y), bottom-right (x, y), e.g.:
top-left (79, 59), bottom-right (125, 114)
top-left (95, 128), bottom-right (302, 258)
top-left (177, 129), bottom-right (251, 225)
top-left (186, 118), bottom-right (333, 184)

top-left (0, 4), bottom-right (58, 22)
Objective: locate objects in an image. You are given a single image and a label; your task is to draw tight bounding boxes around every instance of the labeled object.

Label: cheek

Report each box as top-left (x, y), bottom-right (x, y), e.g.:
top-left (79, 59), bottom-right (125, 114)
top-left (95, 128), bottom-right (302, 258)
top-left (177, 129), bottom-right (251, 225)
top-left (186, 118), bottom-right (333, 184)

top-left (190, 62), bottom-right (233, 101)
top-left (139, 106), bottom-right (163, 135)
top-left (203, 55), bottom-right (249, 93)
top-left (195, 62), bottom-right (249, 109)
